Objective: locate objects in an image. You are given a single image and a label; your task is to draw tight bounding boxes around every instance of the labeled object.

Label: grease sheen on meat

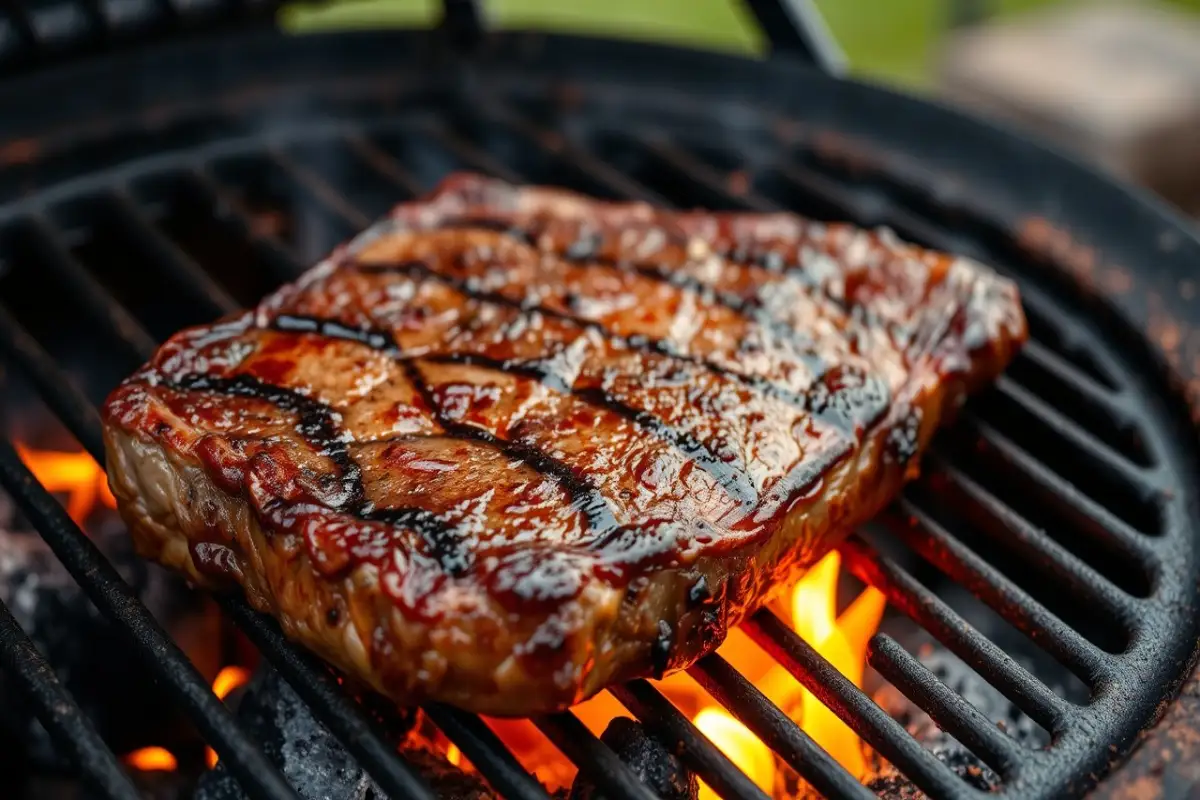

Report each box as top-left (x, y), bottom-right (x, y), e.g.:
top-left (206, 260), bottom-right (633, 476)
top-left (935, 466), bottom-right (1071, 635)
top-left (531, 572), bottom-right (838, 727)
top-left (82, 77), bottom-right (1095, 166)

top-left (102, 174), bottom-right (1027, 715)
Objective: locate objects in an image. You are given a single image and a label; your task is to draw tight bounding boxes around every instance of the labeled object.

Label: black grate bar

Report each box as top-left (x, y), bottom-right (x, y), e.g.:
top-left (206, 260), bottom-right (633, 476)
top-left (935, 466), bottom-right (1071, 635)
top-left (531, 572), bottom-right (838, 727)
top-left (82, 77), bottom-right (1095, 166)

top-left (184, 168), bottom-right (307, 283)
top-left (1019, 339), bottom-right (1128, 407)
top-left (219, 597), bottom-right (438, 800)
top-left (414, 117), bottom-right (526, 184)
top-left (20, 214), bottom-right (157, 362)
top-left (742, 610), bottom-right (970, 799)
top-left (261, 150), bottom-right (372, 236)
top-left (269, 147), bottom-right (374, 231)
top-left (634, 136), bottom-right (776, 211)
top-left (888, 497), bottom-right (1115, 683)
top-left (481, 101), bottom-right (667, 205)
top-left (0, 303), bottom-right (106, 460)
top-left (424, 704), bottom-right (553, 800)
top-left (993, 377), bottom-right (1153, 489)
top-left (612, 679), bottom-right (771, 800)
top-left (774, 161), bottom-right (889, 227)
top-left (1, 300), bottom-right (437, 798)
top-left (928, 456), bottom-right (1140, 619)
top-left (0, 598), bottom-right (140, 800)
top-left (868, 633), bottom-right (1024, 777)
top-left (962, 416), bottom-right (1162, 544)
top-left (106, 188), bottom-right (240, 316)
top-left (837, 537), bottom-right (1069, 731)
top-left (688, 653), bottom-right (875, 800)
top-left (343, 133), bottom-right (428, 197)
top-left (533, 712), bottom-right (659, 800)
top-left (0, 440), bottom-right (301, 800)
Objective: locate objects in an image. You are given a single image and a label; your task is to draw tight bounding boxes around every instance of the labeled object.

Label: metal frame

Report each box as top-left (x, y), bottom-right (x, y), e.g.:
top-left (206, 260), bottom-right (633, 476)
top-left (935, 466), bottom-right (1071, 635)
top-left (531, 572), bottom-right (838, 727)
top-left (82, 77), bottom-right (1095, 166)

top-left (1, 0), bottom-right (845, 75)
top-left (0, 22), bottom-right (1196, 800)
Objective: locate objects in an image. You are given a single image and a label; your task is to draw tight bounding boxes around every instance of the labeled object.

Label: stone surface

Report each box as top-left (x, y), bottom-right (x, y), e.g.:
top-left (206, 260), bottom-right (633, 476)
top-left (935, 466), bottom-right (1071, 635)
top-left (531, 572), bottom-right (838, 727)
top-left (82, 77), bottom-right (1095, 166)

top-left (938, 2), bottom-right (1200, 209)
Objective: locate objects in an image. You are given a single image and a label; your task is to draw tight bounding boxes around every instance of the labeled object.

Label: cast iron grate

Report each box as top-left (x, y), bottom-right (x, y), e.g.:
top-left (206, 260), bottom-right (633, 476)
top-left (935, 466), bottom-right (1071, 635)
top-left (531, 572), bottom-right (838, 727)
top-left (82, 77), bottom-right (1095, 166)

top-left (0, 13), bottom-right (1197, 800)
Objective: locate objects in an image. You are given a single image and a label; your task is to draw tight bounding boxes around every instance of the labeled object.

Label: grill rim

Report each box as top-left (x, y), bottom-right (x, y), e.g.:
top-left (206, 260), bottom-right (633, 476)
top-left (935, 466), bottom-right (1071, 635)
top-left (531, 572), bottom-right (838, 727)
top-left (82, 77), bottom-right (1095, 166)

top-left (0, 24), bottom-right (1197, 800)
top-left (0, 26), bottom-right (1197, 396)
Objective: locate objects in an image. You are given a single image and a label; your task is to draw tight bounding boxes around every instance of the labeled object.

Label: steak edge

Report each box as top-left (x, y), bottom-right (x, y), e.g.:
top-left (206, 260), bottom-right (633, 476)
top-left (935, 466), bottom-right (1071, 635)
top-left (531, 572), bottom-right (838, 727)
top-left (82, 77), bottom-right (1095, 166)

top-left (102, 173), bottom-right (1027, 715)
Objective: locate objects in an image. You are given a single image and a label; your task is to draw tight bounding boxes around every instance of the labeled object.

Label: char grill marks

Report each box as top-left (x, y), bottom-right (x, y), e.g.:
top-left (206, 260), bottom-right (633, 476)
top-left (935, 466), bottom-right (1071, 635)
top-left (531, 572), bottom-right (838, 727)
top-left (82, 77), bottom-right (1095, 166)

top-left (112, 174), bottom-right (990, 584)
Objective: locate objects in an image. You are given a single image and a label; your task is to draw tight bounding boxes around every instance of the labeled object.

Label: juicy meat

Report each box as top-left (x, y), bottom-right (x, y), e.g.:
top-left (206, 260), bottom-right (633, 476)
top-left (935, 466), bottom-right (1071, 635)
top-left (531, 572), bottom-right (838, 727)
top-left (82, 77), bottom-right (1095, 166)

top-left (102, 173), bottom-right (1027, 715)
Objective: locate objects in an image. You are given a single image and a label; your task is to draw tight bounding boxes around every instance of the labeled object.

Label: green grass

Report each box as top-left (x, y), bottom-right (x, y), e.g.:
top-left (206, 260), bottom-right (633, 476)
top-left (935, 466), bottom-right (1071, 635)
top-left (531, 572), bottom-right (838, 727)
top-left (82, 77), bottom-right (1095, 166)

top-left (282, 0), bottom-right (1199, 89)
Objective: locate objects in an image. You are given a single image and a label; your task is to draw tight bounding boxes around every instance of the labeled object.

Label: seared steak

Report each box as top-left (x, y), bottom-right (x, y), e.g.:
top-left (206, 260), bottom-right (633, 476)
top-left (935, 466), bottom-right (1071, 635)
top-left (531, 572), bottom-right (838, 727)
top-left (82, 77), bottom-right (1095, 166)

top-left (102, 174), bottom-right (1026, 715)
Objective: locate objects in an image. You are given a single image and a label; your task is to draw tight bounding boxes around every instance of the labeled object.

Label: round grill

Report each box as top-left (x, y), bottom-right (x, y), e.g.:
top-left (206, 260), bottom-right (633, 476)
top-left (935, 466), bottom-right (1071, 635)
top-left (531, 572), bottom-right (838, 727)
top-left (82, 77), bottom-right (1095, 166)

top-left (0, 15), bottom-right (1197, 800)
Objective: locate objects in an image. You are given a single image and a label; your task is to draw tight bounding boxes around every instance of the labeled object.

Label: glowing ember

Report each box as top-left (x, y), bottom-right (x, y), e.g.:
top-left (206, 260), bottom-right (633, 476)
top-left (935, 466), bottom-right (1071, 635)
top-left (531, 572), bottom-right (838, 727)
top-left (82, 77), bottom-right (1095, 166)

top-left (470, 551), bottom-right (886, 794)
top-left (16, 443), bottom-right (116, 526)
top-left (124, 746), bottom-right (178, 772)
top-left (207, 666), bottom-right (253, 768)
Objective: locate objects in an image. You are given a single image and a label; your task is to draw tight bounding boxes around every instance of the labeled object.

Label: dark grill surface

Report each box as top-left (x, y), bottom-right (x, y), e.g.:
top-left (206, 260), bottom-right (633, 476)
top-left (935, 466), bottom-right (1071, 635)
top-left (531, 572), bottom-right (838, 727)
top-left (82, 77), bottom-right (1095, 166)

top-left (0, 21), bottom-right (1199, 800)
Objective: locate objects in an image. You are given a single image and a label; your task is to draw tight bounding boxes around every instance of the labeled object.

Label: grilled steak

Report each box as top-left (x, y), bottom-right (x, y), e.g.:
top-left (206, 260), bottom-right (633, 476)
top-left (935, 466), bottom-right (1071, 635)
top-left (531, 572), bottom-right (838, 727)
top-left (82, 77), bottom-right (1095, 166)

top-left (102, 173), bottom-right (1027, 715)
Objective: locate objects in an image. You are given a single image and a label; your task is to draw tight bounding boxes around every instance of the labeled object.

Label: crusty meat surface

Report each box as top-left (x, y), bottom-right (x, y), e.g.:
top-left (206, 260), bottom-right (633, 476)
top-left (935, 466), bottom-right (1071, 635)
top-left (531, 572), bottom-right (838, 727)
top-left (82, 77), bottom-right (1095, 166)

top-left (102, 173), bottom-right (1027, 715)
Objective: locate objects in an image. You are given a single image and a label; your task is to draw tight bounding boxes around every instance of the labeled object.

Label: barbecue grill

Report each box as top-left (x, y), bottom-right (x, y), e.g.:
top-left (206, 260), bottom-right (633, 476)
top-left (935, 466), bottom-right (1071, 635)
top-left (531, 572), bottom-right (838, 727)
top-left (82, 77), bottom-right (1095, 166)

top-left (0, 1), bottom-right (1198, 798)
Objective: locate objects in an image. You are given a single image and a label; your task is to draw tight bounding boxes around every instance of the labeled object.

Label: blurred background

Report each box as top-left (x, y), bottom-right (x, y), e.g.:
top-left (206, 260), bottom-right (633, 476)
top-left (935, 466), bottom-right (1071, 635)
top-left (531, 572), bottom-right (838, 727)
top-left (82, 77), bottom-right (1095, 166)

top-left (286, 0), bottom-right (1200, 218)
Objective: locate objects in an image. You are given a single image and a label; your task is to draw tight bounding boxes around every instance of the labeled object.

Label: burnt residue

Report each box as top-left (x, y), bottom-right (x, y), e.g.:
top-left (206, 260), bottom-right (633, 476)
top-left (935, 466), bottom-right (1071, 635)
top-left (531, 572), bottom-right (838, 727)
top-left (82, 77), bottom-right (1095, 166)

top-left (273, 314), bottom-right (397, 353)
top-left (1017, 216), bottom-right (1200, 424)
top-left (806, 364), bottom-right (891, 437)
top-left (650, 619), bottom-right (676, 679)
top-left (172, 372), bottom-right (366, 513)
top-left (362, 506), bottom-right (473, 577)
top-left (687, 575), bottom-right (711, 608)
top-left (1088, 651), bottom-right (1200, 800)
top-left (574, 387), bottom-right (758, 508)
top-left (402, 360), bottom-right (619, 536)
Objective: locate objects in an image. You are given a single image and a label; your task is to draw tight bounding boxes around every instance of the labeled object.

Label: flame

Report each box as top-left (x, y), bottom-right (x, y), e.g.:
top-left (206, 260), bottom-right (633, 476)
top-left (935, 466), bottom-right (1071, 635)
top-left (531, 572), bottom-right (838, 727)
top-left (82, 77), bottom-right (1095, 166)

top-left (17, 443), bottom-right (116, 526)
top-left (124, 746), bottom-right (178, 772)
top-left (694, 708), bottom-right (775, 798)
top-left (206, 666), bottom-right (253, 768)
top-left (465, 551), bottom-right (886, 795)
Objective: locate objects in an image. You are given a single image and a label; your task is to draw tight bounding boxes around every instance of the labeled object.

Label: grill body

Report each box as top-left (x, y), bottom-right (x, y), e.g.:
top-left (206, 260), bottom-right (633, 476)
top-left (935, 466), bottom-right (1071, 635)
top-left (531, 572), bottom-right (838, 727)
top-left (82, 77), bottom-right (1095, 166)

top-left (0, 21), bottom-right (1198, 800)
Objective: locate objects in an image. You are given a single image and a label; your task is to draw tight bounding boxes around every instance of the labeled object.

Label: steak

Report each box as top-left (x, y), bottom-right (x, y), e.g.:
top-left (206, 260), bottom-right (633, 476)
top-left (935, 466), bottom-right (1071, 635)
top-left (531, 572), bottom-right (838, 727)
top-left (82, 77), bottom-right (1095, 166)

top-left (102, 173), bottom-right (1027, 715)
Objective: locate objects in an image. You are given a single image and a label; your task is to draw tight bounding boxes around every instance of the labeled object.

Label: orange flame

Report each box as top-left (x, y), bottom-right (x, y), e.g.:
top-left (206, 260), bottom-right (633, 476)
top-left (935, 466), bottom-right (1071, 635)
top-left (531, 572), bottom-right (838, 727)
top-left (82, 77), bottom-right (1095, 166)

top-left (206, 666), bottom-right (253, 768)
top-left (124, 746), bottom-right (178, 772)
top-left (472, 551), bottom-right (886, 795)
top-left (17, 443), bottom-right (116, 526)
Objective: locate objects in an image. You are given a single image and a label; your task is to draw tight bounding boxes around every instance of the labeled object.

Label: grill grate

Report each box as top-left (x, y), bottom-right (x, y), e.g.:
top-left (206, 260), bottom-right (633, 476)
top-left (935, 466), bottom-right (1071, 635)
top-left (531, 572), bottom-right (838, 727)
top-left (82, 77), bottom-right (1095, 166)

top-left (0, 23), bottom-right (1197, 800)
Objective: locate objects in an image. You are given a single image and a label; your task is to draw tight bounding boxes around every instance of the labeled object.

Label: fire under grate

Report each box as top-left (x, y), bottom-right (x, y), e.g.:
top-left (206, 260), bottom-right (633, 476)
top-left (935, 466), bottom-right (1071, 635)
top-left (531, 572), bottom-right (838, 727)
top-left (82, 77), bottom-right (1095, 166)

top-left (0, 10), bottom-right (1198, 800)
